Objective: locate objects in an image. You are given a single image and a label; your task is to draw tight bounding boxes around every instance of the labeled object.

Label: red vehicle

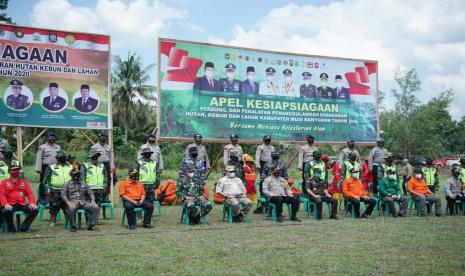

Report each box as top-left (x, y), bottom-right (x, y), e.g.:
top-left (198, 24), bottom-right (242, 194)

top-left (433, 157), bottom-right (459, 168)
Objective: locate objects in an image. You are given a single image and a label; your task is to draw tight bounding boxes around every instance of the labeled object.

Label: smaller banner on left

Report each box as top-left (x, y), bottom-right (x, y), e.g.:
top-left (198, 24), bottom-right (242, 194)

top-left (0, 24), bottom-right (110, 129)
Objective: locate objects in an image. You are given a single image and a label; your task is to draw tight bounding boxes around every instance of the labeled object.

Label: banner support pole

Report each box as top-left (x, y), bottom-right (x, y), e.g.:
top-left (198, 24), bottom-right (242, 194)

top-left (21, 128), bottom-right (47, 154)
top-left (287, 146), bottom-right (300, 169)
top-left (16, 126), bottom-right (23, 166)
top-left (205, 145), bottom-right (225, 180)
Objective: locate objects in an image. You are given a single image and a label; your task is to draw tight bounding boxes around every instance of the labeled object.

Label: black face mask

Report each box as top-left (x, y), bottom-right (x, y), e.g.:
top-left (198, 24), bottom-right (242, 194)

top-left (148, 140), bottom-right (155, 144)
top-left (349, 158), bottom-right (356, 162)
top-left (264, 139), bottom-right (271, 145)
top-left (72, 174), bottom-right (80, 180)
top-left (143, 154), bottom-right (152, 159)
top-left (307, 139), bottom-right (314, 144)
top-left (230, 157), bottom-right (238, 162)
top-left (273, 172), bottom-right (280, 177)
top-left (314, 157), bottom-right (321, 161)
top-left (99, 138), bottom-right (106, 144)
top-left (453, 172), bottom-right (460, 177)
top-left (129, 175), bottom-right (137, 180)
top-left (3, 153), bottom-right (12, 159)
top-left (190, 152), bottom-right (198, 158)
top-left (57, 157), bottom-right (66, 163)
top-left (48, 139), bottom-right (55, 144)
top-left (272, 156), bottom-right (279, 160)
top-left (348, 144), bottom-right (355, 149)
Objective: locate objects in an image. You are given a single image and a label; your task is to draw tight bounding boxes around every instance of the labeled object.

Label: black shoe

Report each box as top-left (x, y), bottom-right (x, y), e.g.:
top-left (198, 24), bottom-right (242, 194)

top-left (253, 207), bottom-right (263, 214)
top-left (398, 213), bottom-right (406, 217)
top-left (435, 214), bottom-right (443, 217)
top-left (392, 213), bottom-right (398, 218)
top-left (87, 226), bottom-right (96, 231)
top-left (361, 214), bottom-right (370, 219)
top-left (291, 217), bottom-right (301, 222)
top-left (128, 225), bottom-right (135, 230)
top-left (143, 224), bottom-right (154, 228)
top-left (70, 226), bottom-right (77, 232)
top-left (330, 215), bottom-right (338, 220)
top-left (277, 216), bottom-right (283, 223)
top-left (232, 216), bottom-right (240, 223)
top-left (316, 216), bottom-right (322, 221)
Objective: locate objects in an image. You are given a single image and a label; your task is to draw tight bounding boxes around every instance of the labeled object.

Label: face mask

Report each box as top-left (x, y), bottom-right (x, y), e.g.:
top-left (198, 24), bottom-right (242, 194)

top-left (315, 173), bottom-right (322, 178)
top-left (190, 152), bottom-right (198, 158)
top-left (226, 72), bottom-right (234, 79)
top-left (266, 75), bottom-right (274, 82)
top-left (72, 175), bottom-right (80, 180)
top-left (415, 174), bottom-right (422, 179)
top-left (284, 76), bottom-right (292, 83)
top-left (272, 156), bottom-right (279, 160)
top-left (143, 154), bottom-right (152, 159)
top-left (321, 81), bottom-right (327, 87)
top-left (188, 172), bottom-right (195, 178)
top-left (264, 139), bottom-right (271, 145)
top-left (99, 139), bottom-right (106, 144)
top-left (130, 175), bottom-right (137, 180)
top-left (388, 175), bottom-right (396, 180)
top-left (48, 139), bottom-right (55, 144)
top-left (247, 74), bottom-right (255, 81)
top-left (57, 157), bottom-right (66, 163)
top-left (307, 139), bottom-right (314, 144)
top-left (229, 172), bottom-right (235, 178)
top-left (336, 81), bottom-right (342, 89)
top-left (453, 172), bottom-right (460, 177)
top-left (303, 80), bottom-right (310, 86)
top-left (10, 171), bottom-right (20, 178)
top-left (205, 70), bottom-right (213, 78)
top-left (273, 172), bottom-right (280, 177)
top-left (352, 173), bottom-right (359, 178)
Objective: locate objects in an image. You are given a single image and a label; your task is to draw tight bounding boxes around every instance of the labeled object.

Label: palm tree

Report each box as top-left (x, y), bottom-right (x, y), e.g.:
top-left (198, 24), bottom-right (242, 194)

top-left (112, 51), bottom-right (155, 142)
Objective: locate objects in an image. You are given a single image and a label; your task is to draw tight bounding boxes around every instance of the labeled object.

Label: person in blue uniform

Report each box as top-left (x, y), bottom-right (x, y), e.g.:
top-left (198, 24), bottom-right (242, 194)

top-left (193, 62), bottom-right (218, 92)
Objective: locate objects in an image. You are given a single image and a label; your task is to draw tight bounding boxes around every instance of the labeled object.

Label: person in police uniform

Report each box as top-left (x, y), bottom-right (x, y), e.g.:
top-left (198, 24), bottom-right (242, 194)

top-left (42, 82), bottom-right (66, 111)
top-left (90, 132), bottom-right (115, 190)
top-left (224, 150), bottom-right (245, 184)
top-left (334, 75), bottom-right (350, 101)
top-left (6, 79), bottom-right (30, 110)
top-left (193, 62), bottom-right (218, 92)
top-left (43, 151), bottom-right (72, 226)
top-left (298, 134), bottom-right (318, 172)
top-left (339, 140), bottom-right (360, 168)
top-left (317, 73), bottom-right (335, 99)
top-left (185, 134), bottom-right (210, 174)
top-left (82, 152), bottom-right (108, 207)
top-left (368, 138), bottom-right (389, 194)
top-left (280, 69), bottom-right (299, 97)
top-left (218, 63), bottom-right (241, 93)
top-left (259, 67), bottom-right (279, 96)
top-left (240, 66), bottom-right (259, 95)
top-left (137, 134), bottom-right (164, 181)
top-left (133, 147), bottom-right (159, 203)
top-left (255, 135), bottom-right (275, 175)
top-left (223, 134), bottom-right (243, 166)
top-left (300, 72), bottom-right (317, 98)
top-left (35, 131), bottom-right (61, 203)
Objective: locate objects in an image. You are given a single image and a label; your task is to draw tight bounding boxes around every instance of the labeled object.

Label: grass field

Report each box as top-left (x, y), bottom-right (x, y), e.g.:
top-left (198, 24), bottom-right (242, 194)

top-left (1, 168), bottom-right (464, 275)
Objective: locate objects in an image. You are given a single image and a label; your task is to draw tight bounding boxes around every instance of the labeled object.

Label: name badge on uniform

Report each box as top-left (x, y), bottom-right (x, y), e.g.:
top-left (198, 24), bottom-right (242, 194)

top-left (19, 191), bottom-right (24, 197)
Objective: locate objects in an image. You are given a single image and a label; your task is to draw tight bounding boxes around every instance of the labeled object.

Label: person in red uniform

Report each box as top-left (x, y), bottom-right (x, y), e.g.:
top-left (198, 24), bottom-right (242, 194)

top-left (0, 166), bottom-right (38, 232)
top-left (243, 154), bottom-right (257, 203)
top-left (328, 160), bottom-right (341, 195)
top-left (362, 156), bottom-right (373, 192)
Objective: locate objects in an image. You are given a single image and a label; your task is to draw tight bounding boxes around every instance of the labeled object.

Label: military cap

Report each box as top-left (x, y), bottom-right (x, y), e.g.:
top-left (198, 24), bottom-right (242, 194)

top-left (225, 165), bottom-right (235, 172)
top-left (335, 75), bottom-right (343, 80)
top-left (265, 67), bottom-right (276, 74)
top-left (246, 66), bottom-right (255, 73)
top-left (230, 134), bottom-right (238, 139)
top-left (225, 63), bottom-right (236, 71)
top-left (98, 132), bottom-right (108, 138)
top-left (47, 131), bottom-right (57, 137)
top-left (55, 151), bottom-right (66, 158)
top-left (271, 150), bottom-right (280, 157)
top-left (147, 134), bottom-right (156, 141)
top-left (204, 62), bottom-right (214, 69)
top-left (307, 134), bottom-right (315, 139)
top-left (10, 79), bottom-right (23, 86)
top-left (263, 135), bottom-right (271, 140)
top-left (49, 82), bottom-right (58, 88)
top-left (312, 151), bottom-right (322, 157)
top-left (320, 73), bottom-right (329, 79)
top-left (347, 139), bottom-right (355, 144)
top-left (9, 165), bottom-right (21, 171)
top-left (377, 138), bottom-right (384, 143)
top-left (1, 145), bottom-right (14, 153)
top-left (128, 168), bottom-right (138, 176)
top-left (188, 146), bottom-right (198, 153)
top-left (89, 152), bottom-right (101, 159)
top-left (80, 84), bottom-right (90, 90)
top-left (302, 72), bottom-right (312, 77)
top-left (141, 147), bottom-right (153, 154)
top-left (283, 69), bottom-right (292, 76)
top-left (194, 134), bottom-right (202, 139)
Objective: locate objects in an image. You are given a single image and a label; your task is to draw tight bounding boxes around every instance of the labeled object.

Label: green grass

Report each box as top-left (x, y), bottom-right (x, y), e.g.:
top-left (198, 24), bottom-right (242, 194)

top-left (1, 169), bottom-right (464, 275)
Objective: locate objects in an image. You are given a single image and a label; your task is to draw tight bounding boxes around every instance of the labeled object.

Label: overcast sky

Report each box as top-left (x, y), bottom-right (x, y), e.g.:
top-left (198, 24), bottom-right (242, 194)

top-left (8, 0), bottom-right (465, 120)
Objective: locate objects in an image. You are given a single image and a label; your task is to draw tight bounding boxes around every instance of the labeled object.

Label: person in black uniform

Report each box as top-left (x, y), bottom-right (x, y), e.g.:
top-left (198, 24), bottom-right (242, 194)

top-left (6, 79), bottom-right (30, 110)
top-left (300, 72), bottom-right (317, 98)
top-left (42, 82), bottom-right (66, 111)
top-left (218, 63), bottom-right (241, 93)
top-left (317, 73), bottom-right (335, 99)
top-left (334, 75), bottom-right (350, 101)
top-left (74, 84), bottom-right (99, 113)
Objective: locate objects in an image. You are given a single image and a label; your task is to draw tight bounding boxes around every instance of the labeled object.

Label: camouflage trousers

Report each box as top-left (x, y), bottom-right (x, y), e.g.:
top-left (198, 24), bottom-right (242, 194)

top-left (49, 188), bottom-right (66, 216)
top-left (184, 196), bottom-right (213, 219)
top-left (143, 184), bottom-right (156, 203)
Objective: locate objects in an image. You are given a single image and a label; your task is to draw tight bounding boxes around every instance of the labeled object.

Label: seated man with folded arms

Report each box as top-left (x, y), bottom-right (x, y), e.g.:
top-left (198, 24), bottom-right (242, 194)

top-left (378, 169), bottom-right (408, 217)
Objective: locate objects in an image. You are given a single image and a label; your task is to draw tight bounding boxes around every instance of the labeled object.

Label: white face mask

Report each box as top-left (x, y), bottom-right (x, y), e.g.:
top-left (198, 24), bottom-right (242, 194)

top-left (321, 80), bottom-right (327, 87)
top-left (303, 80), bottom-right (310, 86)
top-left (388, 175), bottom-right (396, 180)
top-left (188, 172), bottom-right (194, 178)
top-left (247, 74), bottom-right (255, 81)
top-left (284, 76), bottom-right (292, 83)
top-left (352, 173), bottom-right (359, 178)
top-left (415, 174), bottom-right (422, 179)
top-left (226, 72), bottom-right (234, 79)
top-left (205, 69), bottom-right (214, 78)
top-left (336, 81), bottom-right (342, 89)
top-left (266, 75), bottom-right (274, 82)
top-left (229, 172), bottom-right (235, 178)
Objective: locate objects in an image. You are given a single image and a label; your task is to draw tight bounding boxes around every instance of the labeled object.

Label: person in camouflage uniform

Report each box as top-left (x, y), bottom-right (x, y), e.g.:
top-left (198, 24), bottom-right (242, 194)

top-left (176, 162), bottom-right (212, 225)
top-left (260, 151), bottom-right (289, 184)
top-left (133, 147), bottom-right (160, 203)
top-left (179, 147), bottom-right (206, 180)
top-left (224, 150), bottom-right (245, 184)
top-left (43, 151), bottom-right (72, 226)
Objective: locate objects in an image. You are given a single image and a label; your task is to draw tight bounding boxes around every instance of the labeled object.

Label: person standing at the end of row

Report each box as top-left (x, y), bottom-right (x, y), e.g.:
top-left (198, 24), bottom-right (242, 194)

top-left (35, 131), bottom-right (61, 204)
top-left (90, 132), bottom-right (115, 190)
top-left (368, 138), bottom-right (388, 195)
